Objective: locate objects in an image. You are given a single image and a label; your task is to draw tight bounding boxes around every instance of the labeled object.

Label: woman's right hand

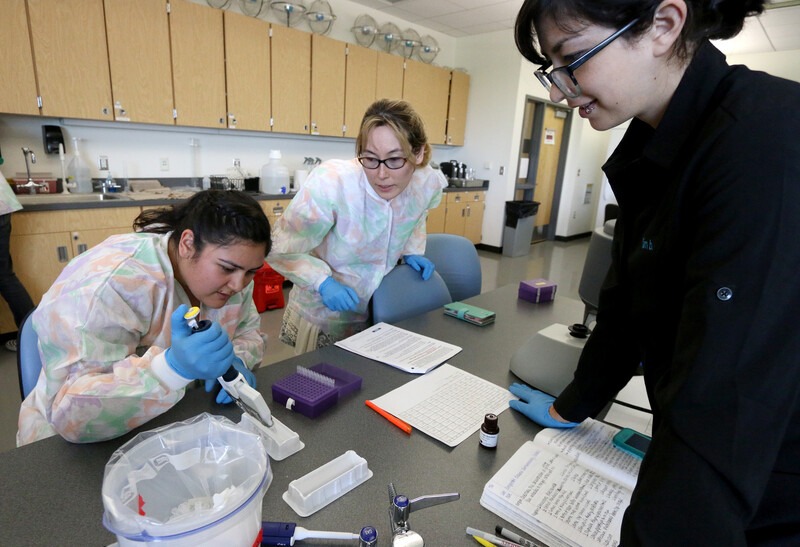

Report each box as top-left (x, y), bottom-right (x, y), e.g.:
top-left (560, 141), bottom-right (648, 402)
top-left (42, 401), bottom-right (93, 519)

top-left (319, 276), bottom-right (359, 311)
top-left (166, 304), bottom-right (235, 380)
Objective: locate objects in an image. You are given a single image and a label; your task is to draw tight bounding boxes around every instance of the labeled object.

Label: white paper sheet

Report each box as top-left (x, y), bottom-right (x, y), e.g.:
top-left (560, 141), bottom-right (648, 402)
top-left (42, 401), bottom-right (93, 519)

top-left (334, 322), bottom-right (461, 374)
top-left (371, 364), bottom-right (516, 447)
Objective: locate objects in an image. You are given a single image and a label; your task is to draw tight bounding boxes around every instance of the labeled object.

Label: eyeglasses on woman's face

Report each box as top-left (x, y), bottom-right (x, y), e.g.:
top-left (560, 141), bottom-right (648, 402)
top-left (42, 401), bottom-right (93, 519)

top-left (358, 156), bottom-right (408, 170)
top-left (536, 17), bottom-right (640, 99)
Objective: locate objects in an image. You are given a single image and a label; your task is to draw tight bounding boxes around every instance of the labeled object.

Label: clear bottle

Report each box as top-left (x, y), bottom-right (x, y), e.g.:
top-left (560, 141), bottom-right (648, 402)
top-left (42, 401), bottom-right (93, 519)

top-left (67, 138), bottom-right (93, 193)
top-left (259, 150), bottom-right (290, 195)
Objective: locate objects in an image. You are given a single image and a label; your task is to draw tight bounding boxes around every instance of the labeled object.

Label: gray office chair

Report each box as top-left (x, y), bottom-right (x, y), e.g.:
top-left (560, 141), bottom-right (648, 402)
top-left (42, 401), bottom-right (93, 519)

top-left (370, 264), bottom-right (452, 324)
top-left (578, 219), bottom-right (615, 326)
top-left (17, 310), bottom-right (42, 400)
top-left (424, 233), bottom-right (482, 302)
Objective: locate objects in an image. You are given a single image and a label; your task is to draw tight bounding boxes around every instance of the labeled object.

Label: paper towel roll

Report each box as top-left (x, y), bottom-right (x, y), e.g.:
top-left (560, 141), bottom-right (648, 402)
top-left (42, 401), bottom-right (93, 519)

top-left (293, 170), bottom-right (308, 191)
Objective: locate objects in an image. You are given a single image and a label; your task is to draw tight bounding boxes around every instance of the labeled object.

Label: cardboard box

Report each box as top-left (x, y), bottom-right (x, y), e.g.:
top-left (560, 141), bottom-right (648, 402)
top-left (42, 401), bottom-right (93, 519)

top-left (519, 278), bottom-right (557, 303)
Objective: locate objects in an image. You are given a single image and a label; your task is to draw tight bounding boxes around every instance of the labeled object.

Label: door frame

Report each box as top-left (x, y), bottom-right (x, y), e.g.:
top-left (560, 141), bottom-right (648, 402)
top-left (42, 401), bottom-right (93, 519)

top-left (515, 96), bottom-right (572, 241)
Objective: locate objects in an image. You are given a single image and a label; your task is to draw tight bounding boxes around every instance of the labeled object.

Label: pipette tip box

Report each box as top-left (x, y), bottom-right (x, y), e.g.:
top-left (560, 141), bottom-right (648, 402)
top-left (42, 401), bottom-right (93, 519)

top-left (519, 278), bottom-right (557, 303)
top-left (272, 363), bottom-right (362, 418)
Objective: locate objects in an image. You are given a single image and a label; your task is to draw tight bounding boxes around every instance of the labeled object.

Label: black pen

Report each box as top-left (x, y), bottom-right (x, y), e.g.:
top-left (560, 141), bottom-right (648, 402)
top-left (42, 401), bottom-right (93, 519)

top-left (495, 525), bottom-right (542, 547)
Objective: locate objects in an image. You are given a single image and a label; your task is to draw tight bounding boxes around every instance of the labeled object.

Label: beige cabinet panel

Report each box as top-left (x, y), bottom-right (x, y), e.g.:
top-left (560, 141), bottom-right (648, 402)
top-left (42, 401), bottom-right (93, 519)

top-left (28, 0), bottom-right (114, 120)
top-left (224, 11), bottom-right (270, 131)
top-left (443, 191), bottom-right (484, 243)
top-left (426, 201), bottom-right (446, 234)
top-left (344, 44), bottom-right (378, 138)
top-left (104, 0), bottom-right (174, 124)
top-left (402, 59), bottom-right (450, 144)
top-left (446, 70), bottom-right (470, 146)
top-left (170, 0), bottom-right (226, 128)
top-left (0, 0), bottom-right (39, 115)
top-left (260, 199), bottom-right (291, 227)
top-left (71, 227), bottom-right (133, 256)
top-left (311, 34), bottom-right (345, 137)
top-left (375, 51), bottom-right (404, 101)
top-left (463, 194), bottom-right (485, 244)
top-left (271, 25), bottom-right (311, 134)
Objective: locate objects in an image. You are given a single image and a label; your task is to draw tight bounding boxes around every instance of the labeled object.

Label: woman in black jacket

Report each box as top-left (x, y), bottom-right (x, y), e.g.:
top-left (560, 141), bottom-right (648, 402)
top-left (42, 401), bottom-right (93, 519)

top-left (510, 0), bottom-right (800, 544)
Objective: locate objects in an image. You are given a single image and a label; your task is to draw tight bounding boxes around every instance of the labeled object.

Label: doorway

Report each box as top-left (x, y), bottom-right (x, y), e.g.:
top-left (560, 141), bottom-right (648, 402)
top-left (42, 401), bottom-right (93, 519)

top-left (515, 97), bottom-right (571, 242)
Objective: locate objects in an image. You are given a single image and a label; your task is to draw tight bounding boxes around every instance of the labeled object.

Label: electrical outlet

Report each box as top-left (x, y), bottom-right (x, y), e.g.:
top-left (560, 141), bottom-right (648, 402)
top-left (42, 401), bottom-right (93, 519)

top-left (499, 166), bottom-right (505, 175)
top-left (159, 157), bottom-right (170, 171)
top-left (233, 158), bottom-right (241, 168)
top-left (99, 156), bottom-right (109, 170)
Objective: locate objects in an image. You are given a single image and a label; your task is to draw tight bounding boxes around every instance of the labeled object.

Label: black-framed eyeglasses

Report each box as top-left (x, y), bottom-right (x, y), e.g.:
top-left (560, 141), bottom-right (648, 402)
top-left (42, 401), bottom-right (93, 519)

top-left (535, 18), bottom-right (640, 99)
top-left (358, 156), bottom-right (408, 170)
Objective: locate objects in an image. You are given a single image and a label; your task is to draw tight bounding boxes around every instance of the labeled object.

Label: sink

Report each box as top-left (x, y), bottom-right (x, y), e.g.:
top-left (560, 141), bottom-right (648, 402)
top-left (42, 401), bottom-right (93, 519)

top-left (17, 193), bottom-right (133, 205)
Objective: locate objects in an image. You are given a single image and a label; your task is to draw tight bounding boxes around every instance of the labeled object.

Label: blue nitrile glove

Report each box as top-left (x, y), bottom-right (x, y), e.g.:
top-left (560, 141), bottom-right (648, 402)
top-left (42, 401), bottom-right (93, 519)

top-left (508, 383), bottom-right (579, 429)
top-left (319, 276), bottom-right (359, 311)
top-left (166, 304), bottom-right (235, 380)
top-left (208, 358), bottom-right (256, 404)
top-left (404, 255), bottom-right (435, 281)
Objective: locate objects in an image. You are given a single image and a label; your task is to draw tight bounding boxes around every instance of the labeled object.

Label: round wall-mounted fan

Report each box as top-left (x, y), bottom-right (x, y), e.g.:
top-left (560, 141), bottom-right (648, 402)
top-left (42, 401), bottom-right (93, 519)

top-left (270, 1), bottom-right (307, 27)
top-left (206, 0), bottom-right (231, 8)
top-left (376, 22), bottom-right (401, 53)
top-left (239, 0), bottom-right (263, 17)
top-left (351, 14), bottom-right (378, 47)
top-left (306, 0), bottom-right (336, 35)
top-left (417, 35), bottom-right (440, 64)
top-left (399, 28), bottom-right (421, 59)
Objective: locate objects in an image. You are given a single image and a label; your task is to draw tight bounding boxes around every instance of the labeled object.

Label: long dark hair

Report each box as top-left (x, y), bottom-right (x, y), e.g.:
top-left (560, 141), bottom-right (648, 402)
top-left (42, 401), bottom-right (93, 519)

top-left (133, 189), bottom-right (271, 255)
top-left (515, 0), bottom-right (766, 65)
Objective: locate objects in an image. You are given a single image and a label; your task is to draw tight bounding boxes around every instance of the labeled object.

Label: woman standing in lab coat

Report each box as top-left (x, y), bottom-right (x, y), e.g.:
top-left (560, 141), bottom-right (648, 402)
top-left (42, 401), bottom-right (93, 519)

top-left (509, 0), bottom-right (800, 544)
top-left (268, 99), bottom-right (447, 353)
top-left (18, 190), bottom-right (270, 445)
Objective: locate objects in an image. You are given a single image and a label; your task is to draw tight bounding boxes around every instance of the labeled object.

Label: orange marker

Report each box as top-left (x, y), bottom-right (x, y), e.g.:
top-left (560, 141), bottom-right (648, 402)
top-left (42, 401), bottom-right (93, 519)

top-left (365, 400), bottom-right (412, 435)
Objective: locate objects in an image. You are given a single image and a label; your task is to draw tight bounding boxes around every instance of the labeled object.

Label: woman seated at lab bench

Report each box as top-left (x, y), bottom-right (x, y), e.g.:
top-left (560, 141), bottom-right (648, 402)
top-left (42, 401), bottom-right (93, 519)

top-left (17, 189), bottom-right (271, 446)
top-left (267, 98), bottom-right (447, 353)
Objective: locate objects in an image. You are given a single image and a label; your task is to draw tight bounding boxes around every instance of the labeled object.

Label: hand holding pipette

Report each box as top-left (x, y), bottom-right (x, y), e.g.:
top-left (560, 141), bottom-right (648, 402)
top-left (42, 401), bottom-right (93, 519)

top-left (182, 306), bottom-right (274, 427)
top-left (166, 304), bottom-right (234, 380)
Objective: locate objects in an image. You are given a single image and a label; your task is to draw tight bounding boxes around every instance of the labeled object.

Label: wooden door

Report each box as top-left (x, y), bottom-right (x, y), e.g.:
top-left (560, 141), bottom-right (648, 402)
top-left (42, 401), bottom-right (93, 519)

top-left (10, 232), bottom-right (74, 304)
top-left (402, 59), bottom-right (450, 144)
top-left (0, 0), bottom-right (39, 115)
top-left (375, 51), bottom-right (403, 101)
top-left (343, 44), bottom-right (377, 138)
top-left (28, 0), bottom-right (114, 120)
top-left (532, 105), bottom-right (567, 227)
top-left (446, 70), bottom-right (470, 146)
top-left (169, 0), bottom-right (226, 128)
top-left (224, 10), bottom-right (270, 131)
top-left (271, 25), bottom-right (311, 134)
top-left (463, 192), bottom-right (484, 244)
top-left (104, 0), bottom-right (174, 124)
top-left (311, 34), bottom-right (345, 137)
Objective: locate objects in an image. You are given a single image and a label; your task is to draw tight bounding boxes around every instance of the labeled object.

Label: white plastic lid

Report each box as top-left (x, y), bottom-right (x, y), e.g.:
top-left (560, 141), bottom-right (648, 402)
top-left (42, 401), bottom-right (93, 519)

top-left (269, 150), bottom-right (282, 159)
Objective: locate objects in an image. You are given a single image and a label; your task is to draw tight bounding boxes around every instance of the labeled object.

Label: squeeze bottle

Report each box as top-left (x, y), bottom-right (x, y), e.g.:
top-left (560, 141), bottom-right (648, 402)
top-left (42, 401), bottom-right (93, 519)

top-left (67, 138), bottom-right (93, 193)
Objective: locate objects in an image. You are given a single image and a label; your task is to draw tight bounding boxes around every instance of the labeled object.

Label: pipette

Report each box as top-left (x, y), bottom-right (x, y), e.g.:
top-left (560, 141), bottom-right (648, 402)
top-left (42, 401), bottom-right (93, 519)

top-left (260, 521), bottom-right (361, 546)
top-left (183, 306), bottom-right (274, 427)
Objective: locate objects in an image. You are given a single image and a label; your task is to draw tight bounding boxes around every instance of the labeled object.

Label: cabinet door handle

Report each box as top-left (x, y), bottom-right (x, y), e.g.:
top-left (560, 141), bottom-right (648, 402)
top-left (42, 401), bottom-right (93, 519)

top-left (77, 243), bottom-right (88, 254)
top-left (57, 246), bottom-right (69, 263)
top-left (466, 204), bottom-right (471, 217)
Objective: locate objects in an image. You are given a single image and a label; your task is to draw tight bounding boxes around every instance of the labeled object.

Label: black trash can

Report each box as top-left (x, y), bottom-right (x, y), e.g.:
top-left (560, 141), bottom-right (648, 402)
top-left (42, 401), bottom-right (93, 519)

top-left (502, 200), bottom-right (539, 257)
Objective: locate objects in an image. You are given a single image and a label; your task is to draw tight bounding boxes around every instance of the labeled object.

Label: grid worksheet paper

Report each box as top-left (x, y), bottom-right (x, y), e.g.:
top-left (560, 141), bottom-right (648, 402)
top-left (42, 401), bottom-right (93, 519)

top-left (372, 364), bottom-right (516, 447)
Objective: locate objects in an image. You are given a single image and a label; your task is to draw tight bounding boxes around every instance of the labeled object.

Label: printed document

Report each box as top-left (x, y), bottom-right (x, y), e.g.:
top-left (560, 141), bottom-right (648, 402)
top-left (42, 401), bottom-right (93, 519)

top-left (481, 419), bottom-right (641, 547)
top-left (335, 322), bottom-right (461, 374)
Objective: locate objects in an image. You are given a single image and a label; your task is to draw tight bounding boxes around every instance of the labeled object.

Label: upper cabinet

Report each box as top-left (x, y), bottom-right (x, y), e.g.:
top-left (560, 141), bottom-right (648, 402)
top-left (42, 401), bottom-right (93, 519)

top-left (104, 0), bottom-right (174, 125)
top-left (28, 0), bottom-right (114, 120)
top-left (224, 10), bottom-right (271, 131)
top-left (0, 0), bottom-right (39, 115)
top-left (344, 44), bottom-right (378, 138)
top-left (1, 1), bottom-right (471, 146)
top-left (446, 70), bottom-right (470, 146)
top-left (375, 51), bottom-right (404, 101)
top-left (271, 25), bottom-right (311, 135)
top-left (402, 59), bottom-right (451, 145)
top-left (169, 0), bottom-right (227, 128)
top-left (311, 34), bottom-right (346, 137)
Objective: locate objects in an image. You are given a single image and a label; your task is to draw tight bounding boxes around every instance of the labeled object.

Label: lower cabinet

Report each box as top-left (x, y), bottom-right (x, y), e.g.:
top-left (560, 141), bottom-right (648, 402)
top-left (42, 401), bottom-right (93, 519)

top-left (0, 206), bottom-right (142, 334)
top-left (443, 191), bottom-right (485, 244)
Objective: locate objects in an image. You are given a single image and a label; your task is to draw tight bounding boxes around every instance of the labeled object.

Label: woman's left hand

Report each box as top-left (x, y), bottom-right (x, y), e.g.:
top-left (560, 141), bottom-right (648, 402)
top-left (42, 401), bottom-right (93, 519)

top-left (207, 358), bottom-right (257, 404)
top-left (404, 255), bottom-right (435, 280)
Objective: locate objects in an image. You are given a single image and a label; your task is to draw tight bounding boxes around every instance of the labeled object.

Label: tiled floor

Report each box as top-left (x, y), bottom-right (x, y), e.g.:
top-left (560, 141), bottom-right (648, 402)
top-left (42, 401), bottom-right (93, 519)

top-left (0, 238), bottom-right (589, 453)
